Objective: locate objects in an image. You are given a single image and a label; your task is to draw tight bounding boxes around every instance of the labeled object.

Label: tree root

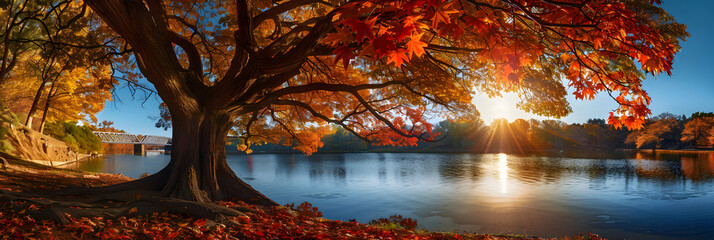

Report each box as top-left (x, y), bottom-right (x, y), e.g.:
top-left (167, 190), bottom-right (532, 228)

top-left (0, 156), bottom-right (8, 171)
top-left (0, 189), bottom-right (254, 225)
top-left (50, 168), bottom-right (170, 200)
top-left (48, 168), bottom-right (278, 206)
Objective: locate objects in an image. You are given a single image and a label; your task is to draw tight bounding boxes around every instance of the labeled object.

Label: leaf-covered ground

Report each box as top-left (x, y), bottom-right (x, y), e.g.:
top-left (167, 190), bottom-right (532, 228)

top-left (0, 156), bottom-right (604, 240)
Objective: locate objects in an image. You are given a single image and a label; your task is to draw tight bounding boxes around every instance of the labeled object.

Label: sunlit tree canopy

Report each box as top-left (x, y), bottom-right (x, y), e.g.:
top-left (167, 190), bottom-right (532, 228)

top-left (0, 0), bottom-right (114, 132)
top-left (78, 0), bottom-right (689, 154)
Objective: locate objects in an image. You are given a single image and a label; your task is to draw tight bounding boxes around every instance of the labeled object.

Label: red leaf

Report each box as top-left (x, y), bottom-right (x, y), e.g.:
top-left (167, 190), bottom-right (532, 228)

top-left (372, 35), bottom-right (397, 57)
top-left (194, 219), bottom-right (207, 226)
top-left (333, 46), bottom-right (356, 68)
top-left (342, 17), bottom-right (377, 41)
top-left (389, 23), bottom-right (415, 42)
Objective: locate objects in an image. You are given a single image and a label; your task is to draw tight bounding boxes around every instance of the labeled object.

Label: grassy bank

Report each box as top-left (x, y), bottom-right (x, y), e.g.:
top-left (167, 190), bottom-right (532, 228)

top-left (0, 155), bottom-right (604, 240)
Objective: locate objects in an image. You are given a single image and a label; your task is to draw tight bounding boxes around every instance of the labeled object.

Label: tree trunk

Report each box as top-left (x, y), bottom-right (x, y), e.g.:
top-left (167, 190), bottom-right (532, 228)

top-left (39, 81), bottom-right (57, 134)
top-left (25, 81), bottom-right (47, 130)
top-left (156, 109), bottom-right (276, 205)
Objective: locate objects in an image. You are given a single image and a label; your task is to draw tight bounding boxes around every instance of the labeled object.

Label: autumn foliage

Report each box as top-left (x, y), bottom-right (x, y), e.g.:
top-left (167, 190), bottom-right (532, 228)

top-left (4, 200), bottom-right (606, 240)
top-left (370, 214), bottom-right (419, 230)
top-left (0, 2), bottom-right (688, 151)
top-left (681, 117), bottom-right (714, 147)
top-left (321, 0), bottom-right (687, 131)
top-left (0, 0), bottom-right (114, 133)
top-left (116, 0), bottom-right (690, 155)
top-left (625, 114), bottom-right (679, 149)
top-left (1, 0), bottom-right (689, 209)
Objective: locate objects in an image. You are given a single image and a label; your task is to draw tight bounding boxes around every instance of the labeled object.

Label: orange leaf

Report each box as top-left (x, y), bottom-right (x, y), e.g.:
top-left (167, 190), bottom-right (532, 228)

top-left (431, 1), bottom-right (460, 29)
top-left (405, 33), bottom-right (428, 58)
top-left (321, 26), bottom-right (352, 47)
top-left (387, 49), bottom-right (409, 66)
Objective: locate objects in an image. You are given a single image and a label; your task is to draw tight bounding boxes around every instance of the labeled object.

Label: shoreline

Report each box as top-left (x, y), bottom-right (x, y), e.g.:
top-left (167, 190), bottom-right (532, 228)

top-left (24, 153), bottom-right (99, 167)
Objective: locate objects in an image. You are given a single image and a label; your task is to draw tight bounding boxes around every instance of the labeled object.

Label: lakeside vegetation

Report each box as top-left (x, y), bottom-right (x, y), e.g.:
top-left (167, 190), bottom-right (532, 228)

top-left (0, 104), bottom-right (19, 153)
top-left (43, 121), bottom-right (103, 154)
top-left (232, 112), bottom-right (714, 155)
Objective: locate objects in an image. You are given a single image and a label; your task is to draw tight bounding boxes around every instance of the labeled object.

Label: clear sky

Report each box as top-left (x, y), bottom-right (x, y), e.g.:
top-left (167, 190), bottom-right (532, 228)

top-left (95, 0), bottom-right (714, 137)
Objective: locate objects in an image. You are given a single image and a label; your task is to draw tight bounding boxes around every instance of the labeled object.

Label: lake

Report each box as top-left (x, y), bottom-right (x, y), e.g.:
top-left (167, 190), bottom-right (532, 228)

top-left (67, 151), bottom-right (714, 239)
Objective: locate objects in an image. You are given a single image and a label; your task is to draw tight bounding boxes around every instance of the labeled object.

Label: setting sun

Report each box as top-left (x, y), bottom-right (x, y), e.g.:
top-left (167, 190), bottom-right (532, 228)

top-left (472, 92), bottom-right (544, 124)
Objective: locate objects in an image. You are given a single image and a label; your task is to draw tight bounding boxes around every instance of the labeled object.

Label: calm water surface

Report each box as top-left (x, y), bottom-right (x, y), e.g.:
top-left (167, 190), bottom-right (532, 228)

top-left (68, 151), bottom-right (714, 239)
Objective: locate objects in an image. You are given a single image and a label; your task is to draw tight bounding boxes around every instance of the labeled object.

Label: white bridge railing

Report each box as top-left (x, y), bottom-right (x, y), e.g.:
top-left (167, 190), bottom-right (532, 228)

top-left (93, 132), bottom-right (171, 145)
top-left (140, 135), bottom-right (172, 145)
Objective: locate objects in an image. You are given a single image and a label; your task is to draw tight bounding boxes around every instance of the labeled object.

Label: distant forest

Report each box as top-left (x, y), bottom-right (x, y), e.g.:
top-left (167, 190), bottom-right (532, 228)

top-left (228, 112), bottom-right (714, 155)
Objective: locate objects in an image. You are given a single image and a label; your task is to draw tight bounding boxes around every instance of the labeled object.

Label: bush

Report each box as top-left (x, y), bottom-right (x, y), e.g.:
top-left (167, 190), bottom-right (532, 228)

top-left (0, 104), bottom-right (19, 153)
top-left (369, 214), bottom-right (418, 230)
top-left (44, 121), bottom-right (103, 154)
top-left (285, 202), bottom-right (323, 218)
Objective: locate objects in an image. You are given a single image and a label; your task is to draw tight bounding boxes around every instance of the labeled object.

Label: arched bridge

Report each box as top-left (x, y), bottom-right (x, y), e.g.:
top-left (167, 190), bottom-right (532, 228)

top-left (93, 132), bottom-right (171, 155)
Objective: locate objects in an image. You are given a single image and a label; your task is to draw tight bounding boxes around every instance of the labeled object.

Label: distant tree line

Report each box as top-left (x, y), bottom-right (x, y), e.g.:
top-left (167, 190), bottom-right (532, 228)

top-left (626, 112), bottom-right (714, 149)
top-left (228, 112), bottom-right (714, 154)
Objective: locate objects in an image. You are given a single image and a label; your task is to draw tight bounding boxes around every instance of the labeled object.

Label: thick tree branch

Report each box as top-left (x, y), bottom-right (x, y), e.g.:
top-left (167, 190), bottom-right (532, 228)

top-left (260, 14), bottom-right (335, 75)
top-left (270, 99), bottom-right (373, 143)
top-left (231, 81), bottom-right (405, 115)
top-left (235, 0), bottom-right (256, 50)
top-left (85, 0), bottom-right (206, 110)
top-left (165, 30), bottom-right (204, 76)
top-left (266, 81), bottom-right (406, 99)
top-left (253, 0), bottom-right (333, 28)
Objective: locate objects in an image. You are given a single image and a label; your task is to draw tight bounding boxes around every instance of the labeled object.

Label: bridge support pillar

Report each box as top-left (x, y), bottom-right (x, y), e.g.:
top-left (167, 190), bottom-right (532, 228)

top-left (163, 145), bottom-right (172, 155)
top-left (134, 144), bottom-right (145, 156)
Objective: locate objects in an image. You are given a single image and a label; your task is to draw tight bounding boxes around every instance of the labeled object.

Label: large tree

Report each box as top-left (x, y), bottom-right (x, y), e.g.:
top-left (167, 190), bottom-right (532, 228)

top-left (625, 113), bottom-right (681, 149)
top-left (62, 0), bottom-right (687, 205)
top-left (681, 117), bottom-right (714, 147)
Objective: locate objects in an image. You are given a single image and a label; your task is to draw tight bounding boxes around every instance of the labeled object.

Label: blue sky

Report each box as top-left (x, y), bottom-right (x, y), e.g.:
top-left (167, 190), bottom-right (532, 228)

top-left (95, 0), bottom-right (714, 137)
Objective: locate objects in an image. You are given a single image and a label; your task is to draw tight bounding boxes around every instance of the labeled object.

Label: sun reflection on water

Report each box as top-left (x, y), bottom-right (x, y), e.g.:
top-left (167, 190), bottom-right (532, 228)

top-left (497, 153), bottom-right (509, 193)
